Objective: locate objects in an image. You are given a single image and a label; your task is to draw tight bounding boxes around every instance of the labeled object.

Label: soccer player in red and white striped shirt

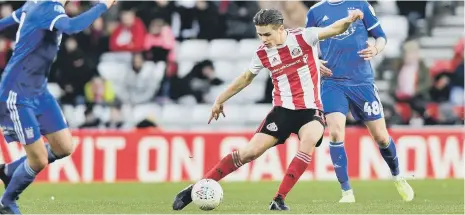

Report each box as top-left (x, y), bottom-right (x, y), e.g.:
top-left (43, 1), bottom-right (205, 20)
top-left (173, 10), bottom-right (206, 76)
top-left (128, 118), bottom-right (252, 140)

top-left (173, 8), bottom-right (364, 211)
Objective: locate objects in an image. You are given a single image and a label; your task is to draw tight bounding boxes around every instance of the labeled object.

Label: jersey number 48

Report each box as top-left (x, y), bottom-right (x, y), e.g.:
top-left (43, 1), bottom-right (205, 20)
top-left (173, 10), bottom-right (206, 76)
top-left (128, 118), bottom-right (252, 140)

top-left (364, 101), bottom-right (381, 116)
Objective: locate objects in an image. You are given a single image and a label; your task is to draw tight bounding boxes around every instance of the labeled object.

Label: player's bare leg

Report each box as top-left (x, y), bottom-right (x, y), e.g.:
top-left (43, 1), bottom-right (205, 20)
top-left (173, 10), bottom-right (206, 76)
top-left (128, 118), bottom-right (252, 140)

top-left (326, 112), bottom-right (355, 203)
top-left (45, 128), bottom-right (75, 160)
top-left (365, 118), bottom-right (414, 202)
top-left (0, 139), bottom-right (48, 214)
top-left (271, 121), bottom-right (324, 211)
top-left (0, 129), bottom-right (74, 193)
top-left (172, 133), bottom-right (278, 210)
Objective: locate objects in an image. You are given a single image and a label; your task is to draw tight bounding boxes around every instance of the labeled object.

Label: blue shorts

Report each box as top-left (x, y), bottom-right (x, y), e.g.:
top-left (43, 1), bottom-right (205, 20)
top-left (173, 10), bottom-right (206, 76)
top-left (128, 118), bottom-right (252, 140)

top-left (0, 91), bottom-right (68, 145)
top-left (321, 81), bottom-right (384, 121)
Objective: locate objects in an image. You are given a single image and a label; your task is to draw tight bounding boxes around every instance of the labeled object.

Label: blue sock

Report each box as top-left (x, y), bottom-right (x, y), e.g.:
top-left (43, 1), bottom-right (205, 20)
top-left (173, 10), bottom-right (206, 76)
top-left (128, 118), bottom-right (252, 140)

top-left (379, 137), bottom-right (400, 176)
top-left (329, 142), bottom-right (351, 191)
top-left (5, 144), bottom-right (57, 177)
top-left (4, 157), bottom-right (26, 178)
top-left (1, 161), bottom-right (37, 206)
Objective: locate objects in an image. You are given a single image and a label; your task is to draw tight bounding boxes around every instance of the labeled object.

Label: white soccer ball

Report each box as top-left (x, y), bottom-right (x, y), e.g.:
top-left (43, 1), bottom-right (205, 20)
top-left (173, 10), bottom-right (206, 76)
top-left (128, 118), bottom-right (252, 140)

top-left (191, 179), bottom-right (223, 211)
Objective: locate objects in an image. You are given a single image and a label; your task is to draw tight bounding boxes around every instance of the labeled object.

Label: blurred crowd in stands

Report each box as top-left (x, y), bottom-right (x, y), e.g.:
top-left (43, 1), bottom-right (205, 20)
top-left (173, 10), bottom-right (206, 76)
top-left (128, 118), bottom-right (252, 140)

top-left (0, 0), bottom-right (462, 129)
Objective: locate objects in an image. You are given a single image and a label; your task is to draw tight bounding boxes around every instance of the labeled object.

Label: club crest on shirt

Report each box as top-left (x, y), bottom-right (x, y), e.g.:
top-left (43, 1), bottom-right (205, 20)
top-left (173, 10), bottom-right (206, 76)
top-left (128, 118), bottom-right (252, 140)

top-left (291, 47), bottom-right (302, 58)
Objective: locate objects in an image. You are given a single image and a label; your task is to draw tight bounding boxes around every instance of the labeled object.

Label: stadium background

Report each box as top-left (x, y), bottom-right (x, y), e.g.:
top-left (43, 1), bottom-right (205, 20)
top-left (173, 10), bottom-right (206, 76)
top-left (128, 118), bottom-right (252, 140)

top-left (0, 0), bottom-right (462, 213)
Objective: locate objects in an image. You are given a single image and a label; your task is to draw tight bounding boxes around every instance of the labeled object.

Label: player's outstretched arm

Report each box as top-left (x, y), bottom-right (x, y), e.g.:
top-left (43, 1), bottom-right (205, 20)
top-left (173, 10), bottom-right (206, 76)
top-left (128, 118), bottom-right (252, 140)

top-left (208, 70), bottom-right (256, 123)
top-left (317, 9), bottom-right (364, 40)
top-left (53, 1), bottom-right (115, 35)
top-left (0, 8), bottom-right (22, 31)
top-left (215, 70), bottom-right (256, 104)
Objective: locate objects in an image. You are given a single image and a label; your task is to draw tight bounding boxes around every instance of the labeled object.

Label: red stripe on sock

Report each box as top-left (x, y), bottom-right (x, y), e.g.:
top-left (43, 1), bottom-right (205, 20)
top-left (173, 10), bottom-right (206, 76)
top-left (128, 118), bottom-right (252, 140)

top-left (296, 151), bottom-right (311, 163)
top-left (232, 151), bottom-right (243, 168)
top-left (295, 154), bottom-right (310, 163)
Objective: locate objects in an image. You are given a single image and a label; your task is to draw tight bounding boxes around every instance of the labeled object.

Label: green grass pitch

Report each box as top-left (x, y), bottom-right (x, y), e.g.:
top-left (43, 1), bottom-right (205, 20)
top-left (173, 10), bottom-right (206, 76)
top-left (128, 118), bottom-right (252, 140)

top-left (16, 179), bottom-right (464, 214)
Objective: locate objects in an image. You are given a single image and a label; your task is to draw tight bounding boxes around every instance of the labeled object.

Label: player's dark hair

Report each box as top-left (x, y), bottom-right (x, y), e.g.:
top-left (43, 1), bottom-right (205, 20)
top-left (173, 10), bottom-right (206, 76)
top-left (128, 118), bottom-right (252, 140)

top-left (253, 9), bottom-right (284, 29)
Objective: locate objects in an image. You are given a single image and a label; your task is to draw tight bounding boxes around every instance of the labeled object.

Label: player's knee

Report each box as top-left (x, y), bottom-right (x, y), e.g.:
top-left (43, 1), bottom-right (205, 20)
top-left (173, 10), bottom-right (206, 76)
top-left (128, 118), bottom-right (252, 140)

top-left (299, 138), bottom-right (317, 155)
top-left (327, 119), bottom-right (345, 142)
top-left (328, 127), bottom-right (344, 142)
top-left (46, 129), bottom-right (75, 158)
top-left (238, 148), bottom-right (261, 164)
top-left (373, 134), bottom-right (390, 147)
top-left (370, 128), bottom-right (390, 147)
top-left (37, 158), bottom-right (48, 170)
top-left (50, 144), bottom-right (74, 159)
top-left (58, 143), bottom-right (74, 158)
top-left (298, 121), bottom-right (324, 154)
top-left (29, 157), bottom-right (49, 172)
top-left (326, 113), bottom-right (346, 142)
top-left (239, 151), bottom-right (257, 164)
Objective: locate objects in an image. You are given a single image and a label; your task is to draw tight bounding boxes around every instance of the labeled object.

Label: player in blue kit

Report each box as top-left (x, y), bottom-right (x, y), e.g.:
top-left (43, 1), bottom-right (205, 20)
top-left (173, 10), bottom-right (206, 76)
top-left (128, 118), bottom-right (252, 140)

top-left (0, 0), bottom-right (115, 213)
top-left (306, 0), bottom-right (414, 203)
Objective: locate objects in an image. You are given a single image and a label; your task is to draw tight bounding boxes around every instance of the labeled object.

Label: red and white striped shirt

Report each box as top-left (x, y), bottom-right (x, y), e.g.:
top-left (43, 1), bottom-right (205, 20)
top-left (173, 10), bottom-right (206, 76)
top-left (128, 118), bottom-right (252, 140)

top-left (249, 27), bottom-right (322, 110)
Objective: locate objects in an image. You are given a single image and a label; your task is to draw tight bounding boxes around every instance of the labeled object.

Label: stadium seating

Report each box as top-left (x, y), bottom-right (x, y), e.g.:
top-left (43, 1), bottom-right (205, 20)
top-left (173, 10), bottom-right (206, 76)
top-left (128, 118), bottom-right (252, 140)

top-left (420, 48), bottom-right (455, 62)
top-left (214, 60), bottom-right (237, 81)
top-left (432, 27), bottom-right (464, 37)
top-left (177, 39), bottom-right (210, 61)
top-left (47, 83), bottom-right (62, 99)
top-left (88, 32), bottom-right (462, 129)
top-left (177, 61), bottom-right (196, 78)
top-left (97, 61), bottom-right (128, 83)
top-left (208, 39), bottom-right (239, 60)
top-left (379, 15), bottom-right (409, 42)
top-left (419, 37), bottom-right (460, 48)
top-left (382, 38), bottom-right (402, 58)
top-left (100, 52), bottom-right (133, 64)
top-left (375, 1), bottom-right (399, 15)
top-left (62, 4), bottom-right (462, 130)
top-left (238, 39), bottom-right (262, 60)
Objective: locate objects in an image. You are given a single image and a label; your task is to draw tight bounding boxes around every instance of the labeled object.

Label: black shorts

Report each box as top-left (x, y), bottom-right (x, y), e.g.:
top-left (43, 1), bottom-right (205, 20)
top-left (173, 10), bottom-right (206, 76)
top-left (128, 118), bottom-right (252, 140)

top-left (256, 106), bottom-right (326, 147)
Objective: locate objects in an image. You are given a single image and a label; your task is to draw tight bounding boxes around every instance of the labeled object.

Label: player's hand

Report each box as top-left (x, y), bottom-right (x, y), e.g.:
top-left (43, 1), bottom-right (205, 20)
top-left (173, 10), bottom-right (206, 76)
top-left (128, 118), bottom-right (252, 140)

top-left (358, 41), bottom-right (379, 60)
top-left (208, 102), bottom-right (226, 124)
top-left (100, 0), bottom-right (117, 9)
top-left (319, 60), bottom-right (332, 77)
top-left (347, 9), bottom-right (364, 22)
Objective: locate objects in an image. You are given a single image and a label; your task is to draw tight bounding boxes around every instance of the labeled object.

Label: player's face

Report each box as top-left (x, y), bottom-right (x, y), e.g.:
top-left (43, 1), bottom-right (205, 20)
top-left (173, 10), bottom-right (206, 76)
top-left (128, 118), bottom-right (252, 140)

top-left (256, 25), bottom-right (284, 48)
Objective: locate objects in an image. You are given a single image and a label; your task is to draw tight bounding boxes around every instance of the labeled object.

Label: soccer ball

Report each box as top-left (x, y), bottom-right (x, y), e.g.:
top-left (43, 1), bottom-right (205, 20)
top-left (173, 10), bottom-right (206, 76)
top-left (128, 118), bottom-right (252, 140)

top-left (191, 179), bottom-right (223, 211)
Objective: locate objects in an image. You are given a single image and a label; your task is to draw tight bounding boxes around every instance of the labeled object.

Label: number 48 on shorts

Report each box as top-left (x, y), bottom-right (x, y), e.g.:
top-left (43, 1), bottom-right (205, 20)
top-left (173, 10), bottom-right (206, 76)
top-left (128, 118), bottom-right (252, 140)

top-left (321, 82), bottom-right (384, 121)
top-left (364, 101), bottom-right (381, 116)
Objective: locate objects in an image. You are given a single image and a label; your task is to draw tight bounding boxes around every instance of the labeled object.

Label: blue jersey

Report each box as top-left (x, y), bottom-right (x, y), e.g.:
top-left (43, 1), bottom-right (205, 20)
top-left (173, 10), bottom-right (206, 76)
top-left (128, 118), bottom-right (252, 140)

top-left (0, 1), bottom-right (66, 99)
top-left (0, 0), bottom-right (108, 101)
top-left (0, 1), bottom-right (108, 145)
top-left (306, 0), bottom-right (386, 85)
